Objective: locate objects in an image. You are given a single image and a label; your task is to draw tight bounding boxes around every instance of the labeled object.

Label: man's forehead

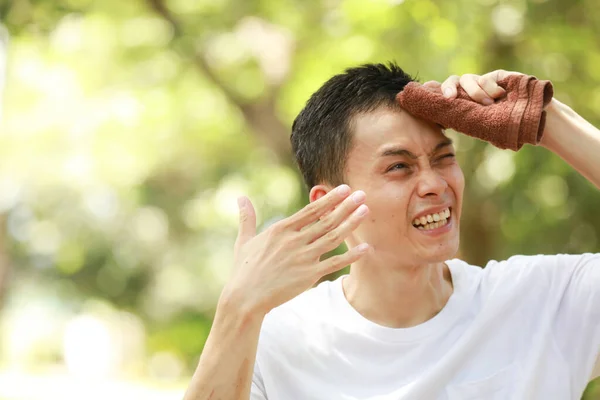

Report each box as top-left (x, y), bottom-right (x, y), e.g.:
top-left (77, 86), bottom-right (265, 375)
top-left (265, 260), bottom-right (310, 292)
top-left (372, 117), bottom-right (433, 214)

top-left (377, 136), bottom-right (453, 159)
top-left (351, 109), bottom-right (447, 149)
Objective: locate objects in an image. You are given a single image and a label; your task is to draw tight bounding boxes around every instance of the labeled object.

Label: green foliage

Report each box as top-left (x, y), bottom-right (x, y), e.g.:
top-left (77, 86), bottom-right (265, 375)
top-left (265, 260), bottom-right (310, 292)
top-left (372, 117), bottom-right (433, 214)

top-left (147, 312), bottom-right (213, 369)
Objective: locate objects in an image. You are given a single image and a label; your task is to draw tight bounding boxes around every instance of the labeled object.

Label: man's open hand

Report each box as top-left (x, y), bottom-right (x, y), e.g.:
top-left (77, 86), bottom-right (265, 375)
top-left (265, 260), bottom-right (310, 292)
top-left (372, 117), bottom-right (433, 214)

top-left (223, 185), bottom-right (370, 316)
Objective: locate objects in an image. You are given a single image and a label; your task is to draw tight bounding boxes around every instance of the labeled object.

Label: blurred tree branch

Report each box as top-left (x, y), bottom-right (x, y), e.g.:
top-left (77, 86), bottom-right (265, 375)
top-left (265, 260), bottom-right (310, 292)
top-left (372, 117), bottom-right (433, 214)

top-left (145, 0), bottom-right (293, 165)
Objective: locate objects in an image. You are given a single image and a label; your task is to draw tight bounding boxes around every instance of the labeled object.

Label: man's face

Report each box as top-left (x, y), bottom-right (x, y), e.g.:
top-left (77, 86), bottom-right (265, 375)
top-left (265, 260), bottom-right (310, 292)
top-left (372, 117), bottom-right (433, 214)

top-left (344, 107), bottom-right (464, 266)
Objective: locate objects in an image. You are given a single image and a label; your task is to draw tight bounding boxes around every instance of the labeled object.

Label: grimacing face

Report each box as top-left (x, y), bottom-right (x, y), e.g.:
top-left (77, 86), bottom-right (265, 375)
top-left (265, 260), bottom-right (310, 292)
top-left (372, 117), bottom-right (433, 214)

top-left (343, 107), bottom-right (465, 267)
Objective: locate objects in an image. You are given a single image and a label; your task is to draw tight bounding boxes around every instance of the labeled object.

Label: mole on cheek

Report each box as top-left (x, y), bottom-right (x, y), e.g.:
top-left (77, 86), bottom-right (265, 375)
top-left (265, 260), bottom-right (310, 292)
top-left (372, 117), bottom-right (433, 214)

top-left (371, 218), bottom-right (376, 223)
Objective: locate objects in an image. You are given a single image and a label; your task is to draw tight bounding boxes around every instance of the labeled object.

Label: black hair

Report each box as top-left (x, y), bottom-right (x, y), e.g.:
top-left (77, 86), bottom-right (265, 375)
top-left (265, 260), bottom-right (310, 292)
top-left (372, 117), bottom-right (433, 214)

top-left (291, 62), bottom-right (416, 189)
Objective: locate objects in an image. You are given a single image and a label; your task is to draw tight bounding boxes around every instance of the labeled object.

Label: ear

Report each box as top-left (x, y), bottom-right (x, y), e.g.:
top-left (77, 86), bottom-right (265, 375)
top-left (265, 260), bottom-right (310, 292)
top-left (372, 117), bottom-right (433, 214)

top-left (309, 184), bottom-right (331, 203)
top-left (309, 184), bottom-right (340, 218)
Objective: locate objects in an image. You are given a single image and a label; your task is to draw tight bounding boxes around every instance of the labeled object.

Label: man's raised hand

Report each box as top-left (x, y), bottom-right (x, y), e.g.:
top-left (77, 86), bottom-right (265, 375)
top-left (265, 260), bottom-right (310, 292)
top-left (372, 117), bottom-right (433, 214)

top-left (223, 184), bottom-right (370, 317)
top-left (423, 69), bottom-right (522, 105)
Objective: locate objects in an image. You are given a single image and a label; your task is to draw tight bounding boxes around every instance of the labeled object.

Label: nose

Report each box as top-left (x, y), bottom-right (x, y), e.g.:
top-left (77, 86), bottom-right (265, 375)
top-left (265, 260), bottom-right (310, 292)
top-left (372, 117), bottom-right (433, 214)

top-left (416, 168), bottom-right (448, 197)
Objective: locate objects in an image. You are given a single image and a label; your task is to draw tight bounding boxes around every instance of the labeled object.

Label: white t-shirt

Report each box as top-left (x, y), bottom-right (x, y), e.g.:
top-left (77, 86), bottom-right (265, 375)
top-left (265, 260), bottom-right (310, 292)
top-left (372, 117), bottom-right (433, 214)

top-left (250, 254), bottom-right (600, 400)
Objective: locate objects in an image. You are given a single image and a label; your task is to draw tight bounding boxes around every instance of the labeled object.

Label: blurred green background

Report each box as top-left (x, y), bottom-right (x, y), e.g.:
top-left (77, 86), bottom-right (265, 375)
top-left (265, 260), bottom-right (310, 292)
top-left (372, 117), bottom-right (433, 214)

top-left (0, 0), bottom-right (599, 398)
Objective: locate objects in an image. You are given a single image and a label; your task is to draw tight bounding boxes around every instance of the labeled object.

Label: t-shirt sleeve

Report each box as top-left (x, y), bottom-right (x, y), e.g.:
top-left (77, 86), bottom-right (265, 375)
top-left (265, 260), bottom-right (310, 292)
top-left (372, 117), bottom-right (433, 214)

top-left (250, 359), bottom-right (268, 400)
top-left (535, 254), bottom-right (600, 386)
top-left (484, 253), bottom-right (600, 387)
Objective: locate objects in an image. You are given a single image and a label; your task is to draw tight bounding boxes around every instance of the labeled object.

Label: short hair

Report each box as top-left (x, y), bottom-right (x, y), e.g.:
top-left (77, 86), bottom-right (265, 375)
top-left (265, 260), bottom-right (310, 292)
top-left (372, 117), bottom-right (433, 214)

top-left (291, 62), bottom-right (416, 189)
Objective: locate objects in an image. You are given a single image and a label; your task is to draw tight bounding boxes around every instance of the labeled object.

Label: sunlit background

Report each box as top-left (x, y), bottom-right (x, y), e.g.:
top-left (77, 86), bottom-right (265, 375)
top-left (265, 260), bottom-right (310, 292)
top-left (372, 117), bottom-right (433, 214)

top-left (0, 0), bottom-right (599, 398)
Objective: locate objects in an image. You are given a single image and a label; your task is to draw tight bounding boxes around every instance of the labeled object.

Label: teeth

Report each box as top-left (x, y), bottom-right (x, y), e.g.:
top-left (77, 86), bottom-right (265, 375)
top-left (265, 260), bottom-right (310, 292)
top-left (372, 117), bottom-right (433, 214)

top-left (412, 208), bottom-right (452, 227)
top-left (423, 219), bottom-right (447, 231)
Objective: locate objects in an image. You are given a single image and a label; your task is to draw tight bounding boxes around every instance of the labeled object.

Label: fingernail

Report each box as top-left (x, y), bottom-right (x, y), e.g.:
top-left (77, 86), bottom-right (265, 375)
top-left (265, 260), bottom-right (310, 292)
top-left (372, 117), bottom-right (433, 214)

top-left (351, 190), bottom-right (366, 203)
top-left (336, 184), bottom-right (351, 196)
top-left (355, 204), bottom-right (368, 216)
top-left (237, 197), bottom-right (245, 209)
top-left (356, 243), bottom-right (370, 253)
top-left (443, 88), bottom-right (453, 98)
top-left (483, 98), bottom-right (493, 106)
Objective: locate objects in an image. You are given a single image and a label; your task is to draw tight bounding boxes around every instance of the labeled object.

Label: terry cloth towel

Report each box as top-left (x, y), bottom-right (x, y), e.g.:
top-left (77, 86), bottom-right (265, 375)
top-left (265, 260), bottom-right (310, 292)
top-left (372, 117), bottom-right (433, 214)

top-left (396, 75), bottom-right (554, 151)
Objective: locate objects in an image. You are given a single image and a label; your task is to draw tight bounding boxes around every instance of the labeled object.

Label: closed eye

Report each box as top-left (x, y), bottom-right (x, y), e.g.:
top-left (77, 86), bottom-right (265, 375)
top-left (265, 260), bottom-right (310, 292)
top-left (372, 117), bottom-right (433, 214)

top-left (387, 163), bottom-right (408, 172)
top-left (387, 154), bottom-right (455, 172)
top-left (439, 153), bottom-right (455, 161)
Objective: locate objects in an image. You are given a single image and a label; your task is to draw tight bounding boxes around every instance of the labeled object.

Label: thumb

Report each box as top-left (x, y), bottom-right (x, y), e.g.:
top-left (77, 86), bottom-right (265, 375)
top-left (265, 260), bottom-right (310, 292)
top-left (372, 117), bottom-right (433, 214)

top-left (236, 196), bottom-right (256, 246)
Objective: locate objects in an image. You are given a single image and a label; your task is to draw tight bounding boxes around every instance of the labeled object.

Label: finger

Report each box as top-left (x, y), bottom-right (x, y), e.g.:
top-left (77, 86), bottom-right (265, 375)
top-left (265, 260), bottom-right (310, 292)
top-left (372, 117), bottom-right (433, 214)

top-left (484, 69), bottom-right (522, 96)
top-left (459, 74), bottom-right (494, 105)
top-left (422, 80), bottom-right (441, 88)
top-left (491, 69), bottom-right (520, 82)
top-left (236, 196), bottom-right (257, 246)
top-left (422, 80), bottom-right (442, 94)
top-left (317, 243), bottom-right (370, 276)
top-left (302, 190), bottom-right (366, 244)
top-left (440, 75), bottom-right (460, 99)
top-left (477, 74), bottom-right (506, 100)
top-left (284, 184), bottom-right (351, 231)
top-left (308, 202), bottom-right (369, 255)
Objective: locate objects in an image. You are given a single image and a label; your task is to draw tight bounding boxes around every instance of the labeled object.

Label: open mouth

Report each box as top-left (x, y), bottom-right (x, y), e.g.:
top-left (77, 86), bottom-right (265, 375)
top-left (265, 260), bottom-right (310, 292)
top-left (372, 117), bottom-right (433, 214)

top-left (412, 207), bottom-right (452, 231)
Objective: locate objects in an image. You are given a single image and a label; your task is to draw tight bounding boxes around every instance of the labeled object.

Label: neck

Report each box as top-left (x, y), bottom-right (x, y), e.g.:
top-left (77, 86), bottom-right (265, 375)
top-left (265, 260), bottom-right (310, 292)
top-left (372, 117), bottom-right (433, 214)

top-left (343, 255), bottom-right (453, 329)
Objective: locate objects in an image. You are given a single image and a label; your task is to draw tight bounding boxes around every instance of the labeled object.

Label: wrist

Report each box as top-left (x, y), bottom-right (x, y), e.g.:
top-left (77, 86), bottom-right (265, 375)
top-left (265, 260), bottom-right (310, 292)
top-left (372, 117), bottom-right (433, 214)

top-left (219, 284), bottom-right (268, 323)
top-left (540, 98), bottom-right (571, 150)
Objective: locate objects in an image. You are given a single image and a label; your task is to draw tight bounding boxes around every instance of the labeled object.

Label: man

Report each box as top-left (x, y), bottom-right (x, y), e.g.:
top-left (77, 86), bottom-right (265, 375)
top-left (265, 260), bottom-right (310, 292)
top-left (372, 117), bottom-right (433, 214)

top-left (184, 63), bottom-right (600, 399)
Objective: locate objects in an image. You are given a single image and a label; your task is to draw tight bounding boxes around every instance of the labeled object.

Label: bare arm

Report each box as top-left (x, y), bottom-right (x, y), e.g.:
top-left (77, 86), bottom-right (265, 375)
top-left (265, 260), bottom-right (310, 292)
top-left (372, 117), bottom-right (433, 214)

top-left (183, 185), bottom-right (371, 399)
top-left (183, 292), bottom-right (264, 400)
top-left (539, 98), bottom-right (600, 190)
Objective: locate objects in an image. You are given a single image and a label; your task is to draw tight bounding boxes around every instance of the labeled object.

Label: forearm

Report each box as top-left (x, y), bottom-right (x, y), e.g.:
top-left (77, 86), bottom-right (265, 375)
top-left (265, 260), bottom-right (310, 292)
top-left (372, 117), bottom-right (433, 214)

top-left (540, 98), bottom-right (600, 189)
top-left (184, 290), bottom-right (265, 400)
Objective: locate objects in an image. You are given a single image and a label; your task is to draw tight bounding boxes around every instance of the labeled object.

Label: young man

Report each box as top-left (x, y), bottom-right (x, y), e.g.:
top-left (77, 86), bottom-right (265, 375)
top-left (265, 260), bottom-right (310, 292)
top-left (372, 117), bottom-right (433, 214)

top-left (184, 64), bottom-right (600, 399)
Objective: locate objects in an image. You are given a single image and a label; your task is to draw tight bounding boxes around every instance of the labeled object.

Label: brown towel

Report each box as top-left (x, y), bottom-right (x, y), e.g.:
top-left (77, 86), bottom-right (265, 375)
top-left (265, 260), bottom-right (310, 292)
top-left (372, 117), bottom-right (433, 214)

top-left (396, 75), bottom-right (554, 151)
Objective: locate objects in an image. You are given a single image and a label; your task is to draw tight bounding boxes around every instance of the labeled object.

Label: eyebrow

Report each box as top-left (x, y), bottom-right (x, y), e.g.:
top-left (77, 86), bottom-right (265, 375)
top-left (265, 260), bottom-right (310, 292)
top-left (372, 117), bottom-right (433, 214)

top-left (379, 138), bottom-right (454, 159)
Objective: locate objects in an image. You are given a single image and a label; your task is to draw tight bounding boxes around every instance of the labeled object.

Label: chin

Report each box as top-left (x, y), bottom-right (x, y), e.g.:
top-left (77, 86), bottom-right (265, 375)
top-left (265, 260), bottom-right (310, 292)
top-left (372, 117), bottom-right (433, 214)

top-left (420, 238), bottom-right (460, 263)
